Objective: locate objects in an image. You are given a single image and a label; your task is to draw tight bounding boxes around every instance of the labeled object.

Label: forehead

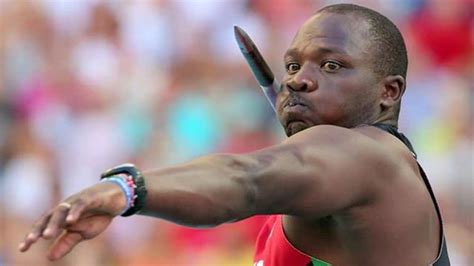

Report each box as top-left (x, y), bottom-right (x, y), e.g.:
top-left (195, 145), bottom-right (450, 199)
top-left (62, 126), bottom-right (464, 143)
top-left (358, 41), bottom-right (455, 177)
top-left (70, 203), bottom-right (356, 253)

top-left (287, 12), bottom-right (371, 58)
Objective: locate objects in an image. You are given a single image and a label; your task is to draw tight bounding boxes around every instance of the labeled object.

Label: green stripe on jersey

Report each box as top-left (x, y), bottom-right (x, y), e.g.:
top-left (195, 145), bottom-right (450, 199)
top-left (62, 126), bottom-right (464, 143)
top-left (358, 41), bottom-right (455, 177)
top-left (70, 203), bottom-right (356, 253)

top-left (311, 257), bottom-right (331, 266)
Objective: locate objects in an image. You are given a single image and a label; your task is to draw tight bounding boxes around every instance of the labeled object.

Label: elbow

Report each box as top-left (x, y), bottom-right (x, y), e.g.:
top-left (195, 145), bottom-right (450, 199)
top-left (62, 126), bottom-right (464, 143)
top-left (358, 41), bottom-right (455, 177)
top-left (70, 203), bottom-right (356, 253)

top-left (177, 154), bottom-right (259, 226)
top-left (219, 154), bottom-right (259, 218)
top-left (232, 169), bottom-right (258, 217)
top-left (181, 216), bottom-right (227, 228)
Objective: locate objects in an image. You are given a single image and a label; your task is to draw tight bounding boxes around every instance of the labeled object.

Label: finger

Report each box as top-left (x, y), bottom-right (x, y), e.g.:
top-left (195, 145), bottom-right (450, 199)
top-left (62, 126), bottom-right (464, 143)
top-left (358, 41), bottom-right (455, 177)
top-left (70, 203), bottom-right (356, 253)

top-left (46, 231), bottom-right (83, 261)
top-left (65, 198), bottom-right (88, 224)
top-left (19, 214), bottom-right (52, 252)
top-left (42, 203), bottom-right (72, 240)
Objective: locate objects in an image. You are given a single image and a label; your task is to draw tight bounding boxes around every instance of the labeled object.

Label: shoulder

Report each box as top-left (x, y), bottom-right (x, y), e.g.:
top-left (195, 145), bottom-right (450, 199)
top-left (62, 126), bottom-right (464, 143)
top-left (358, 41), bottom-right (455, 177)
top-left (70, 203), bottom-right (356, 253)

top-left (352, 125), bottom-right (419, 173)
top-left (285, 125), bottom-right (417, 176)
top-left (285, 124), bottom-right (390, 146)
top-left (284, 124), bottom-right (394, 152)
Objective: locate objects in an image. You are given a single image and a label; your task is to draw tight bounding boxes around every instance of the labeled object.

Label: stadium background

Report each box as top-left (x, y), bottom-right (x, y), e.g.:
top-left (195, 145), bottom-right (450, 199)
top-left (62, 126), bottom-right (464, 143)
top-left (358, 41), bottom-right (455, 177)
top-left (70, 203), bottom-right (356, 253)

top-left (0, 0), bottom-right (472, 265)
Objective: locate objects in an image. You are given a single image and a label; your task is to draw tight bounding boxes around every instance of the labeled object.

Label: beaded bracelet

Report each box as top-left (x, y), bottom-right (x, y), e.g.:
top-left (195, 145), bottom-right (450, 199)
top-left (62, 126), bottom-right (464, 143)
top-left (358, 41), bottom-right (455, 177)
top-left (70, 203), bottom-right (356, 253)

top-left (100, 175), bottom-right (134, 215)
top-left (100, 164), bottom-right (147, 217)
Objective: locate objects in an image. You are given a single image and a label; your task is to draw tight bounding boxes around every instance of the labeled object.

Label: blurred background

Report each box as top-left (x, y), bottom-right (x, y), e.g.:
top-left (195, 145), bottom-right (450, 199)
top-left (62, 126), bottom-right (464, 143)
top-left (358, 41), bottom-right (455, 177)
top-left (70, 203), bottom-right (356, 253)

top-left (0, 0), bottom-right (472, 265)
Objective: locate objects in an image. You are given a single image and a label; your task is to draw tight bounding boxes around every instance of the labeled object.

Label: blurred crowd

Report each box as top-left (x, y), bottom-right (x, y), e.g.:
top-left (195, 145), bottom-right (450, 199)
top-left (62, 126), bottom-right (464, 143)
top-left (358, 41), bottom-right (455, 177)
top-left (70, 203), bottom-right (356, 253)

top-left (0, 0), bottom-right (472, 265)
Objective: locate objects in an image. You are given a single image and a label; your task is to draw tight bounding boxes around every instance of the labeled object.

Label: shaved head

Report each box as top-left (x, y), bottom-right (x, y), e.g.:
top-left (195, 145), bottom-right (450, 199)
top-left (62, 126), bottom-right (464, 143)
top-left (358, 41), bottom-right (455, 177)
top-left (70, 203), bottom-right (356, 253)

top-left (316, 4), bottom-right (408, 80)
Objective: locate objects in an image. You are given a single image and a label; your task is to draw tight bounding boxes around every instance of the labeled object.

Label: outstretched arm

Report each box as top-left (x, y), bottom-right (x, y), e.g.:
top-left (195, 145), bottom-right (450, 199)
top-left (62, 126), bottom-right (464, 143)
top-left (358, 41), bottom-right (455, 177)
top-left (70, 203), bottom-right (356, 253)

top-left (19, 125), bottom-right (396, 259)
top-left (138, 125), bottom-right (395, 225)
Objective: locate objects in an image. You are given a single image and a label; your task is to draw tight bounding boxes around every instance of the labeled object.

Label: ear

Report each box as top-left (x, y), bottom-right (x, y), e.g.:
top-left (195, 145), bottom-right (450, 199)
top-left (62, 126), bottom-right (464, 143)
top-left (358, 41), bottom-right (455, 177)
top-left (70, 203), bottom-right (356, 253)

top-left (380, 75), bottom-right (405, 110)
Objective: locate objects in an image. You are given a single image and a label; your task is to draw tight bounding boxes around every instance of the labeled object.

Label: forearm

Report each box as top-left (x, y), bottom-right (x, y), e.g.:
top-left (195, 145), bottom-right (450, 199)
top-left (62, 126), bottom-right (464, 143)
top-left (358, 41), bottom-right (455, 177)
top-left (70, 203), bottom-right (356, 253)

top-left (139, 154), bottom-right (259, 227)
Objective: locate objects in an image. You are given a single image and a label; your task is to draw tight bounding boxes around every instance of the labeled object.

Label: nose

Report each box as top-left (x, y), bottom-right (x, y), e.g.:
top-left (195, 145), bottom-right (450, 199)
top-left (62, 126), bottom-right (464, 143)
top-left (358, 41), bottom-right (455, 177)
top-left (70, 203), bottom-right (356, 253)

top-left (285, 63), bottom-right (318, 92)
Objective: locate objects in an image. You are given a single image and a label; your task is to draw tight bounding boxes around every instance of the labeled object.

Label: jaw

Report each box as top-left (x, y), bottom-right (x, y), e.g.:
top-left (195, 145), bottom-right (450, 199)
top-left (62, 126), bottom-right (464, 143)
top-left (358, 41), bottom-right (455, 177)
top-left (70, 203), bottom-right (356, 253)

top-left (280, 109), bottom-right (378, 136)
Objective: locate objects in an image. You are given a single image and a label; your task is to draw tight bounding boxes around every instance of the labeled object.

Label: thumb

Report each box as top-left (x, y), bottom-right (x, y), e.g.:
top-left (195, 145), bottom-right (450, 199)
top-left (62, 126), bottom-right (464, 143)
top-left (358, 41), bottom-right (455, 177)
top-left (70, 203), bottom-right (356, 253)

top-left (46, 231), bottom-right (83, 261)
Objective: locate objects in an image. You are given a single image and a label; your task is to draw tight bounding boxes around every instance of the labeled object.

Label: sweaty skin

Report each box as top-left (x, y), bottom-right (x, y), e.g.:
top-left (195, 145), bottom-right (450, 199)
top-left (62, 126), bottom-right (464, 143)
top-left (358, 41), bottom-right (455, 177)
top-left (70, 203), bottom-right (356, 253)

top-left (19, 11), bottom-right (440, 266)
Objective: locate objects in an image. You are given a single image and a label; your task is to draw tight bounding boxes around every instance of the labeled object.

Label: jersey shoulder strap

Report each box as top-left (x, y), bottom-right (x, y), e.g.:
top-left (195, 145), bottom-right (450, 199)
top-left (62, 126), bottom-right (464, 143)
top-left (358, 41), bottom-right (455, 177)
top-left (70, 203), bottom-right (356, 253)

top-left (371, 123), bottom-right (450, 266)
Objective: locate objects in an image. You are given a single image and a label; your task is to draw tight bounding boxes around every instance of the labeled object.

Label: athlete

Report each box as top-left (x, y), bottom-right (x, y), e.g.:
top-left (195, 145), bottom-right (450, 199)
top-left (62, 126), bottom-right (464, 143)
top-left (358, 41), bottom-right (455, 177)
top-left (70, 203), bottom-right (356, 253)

top-left (19, 4), bottom-right (450, 266)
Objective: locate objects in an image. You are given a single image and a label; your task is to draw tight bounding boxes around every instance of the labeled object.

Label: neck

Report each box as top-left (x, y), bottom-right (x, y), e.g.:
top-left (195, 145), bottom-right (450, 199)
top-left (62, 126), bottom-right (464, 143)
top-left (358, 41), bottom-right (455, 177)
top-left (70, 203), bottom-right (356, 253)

top-left (372, 115), bottom-right (398, 128)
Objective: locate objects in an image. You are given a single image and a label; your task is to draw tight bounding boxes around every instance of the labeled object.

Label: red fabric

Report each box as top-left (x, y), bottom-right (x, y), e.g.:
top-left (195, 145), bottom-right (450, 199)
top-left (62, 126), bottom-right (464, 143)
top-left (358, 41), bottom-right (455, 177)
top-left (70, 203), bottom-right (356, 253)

top-left (253, 215), bottom-right (311, 266)
top-left (410, 8), bottom-right (472, 66)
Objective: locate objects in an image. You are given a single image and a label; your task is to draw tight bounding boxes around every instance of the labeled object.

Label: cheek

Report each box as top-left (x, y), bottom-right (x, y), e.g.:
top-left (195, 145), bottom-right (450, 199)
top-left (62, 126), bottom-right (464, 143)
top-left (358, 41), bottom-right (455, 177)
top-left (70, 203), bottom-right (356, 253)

top-left (309, 89), bottom-right (348, 124)
top-left (311, 76), bottom-right (377, 125)
top-left (337, 77), bottom-right (380, 123)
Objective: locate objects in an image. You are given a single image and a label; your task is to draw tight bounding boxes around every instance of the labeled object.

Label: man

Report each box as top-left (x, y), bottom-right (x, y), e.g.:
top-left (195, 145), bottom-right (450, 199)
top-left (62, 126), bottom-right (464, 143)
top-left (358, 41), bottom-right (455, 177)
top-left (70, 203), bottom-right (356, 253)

top-left (19, 4), bottom-right (449, 266)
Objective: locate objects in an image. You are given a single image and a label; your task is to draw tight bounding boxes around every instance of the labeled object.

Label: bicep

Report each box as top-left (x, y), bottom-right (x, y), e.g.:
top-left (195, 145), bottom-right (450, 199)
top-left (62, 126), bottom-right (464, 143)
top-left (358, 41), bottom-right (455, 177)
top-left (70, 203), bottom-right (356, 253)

top-left (246, 125), bottom-right (395, 219)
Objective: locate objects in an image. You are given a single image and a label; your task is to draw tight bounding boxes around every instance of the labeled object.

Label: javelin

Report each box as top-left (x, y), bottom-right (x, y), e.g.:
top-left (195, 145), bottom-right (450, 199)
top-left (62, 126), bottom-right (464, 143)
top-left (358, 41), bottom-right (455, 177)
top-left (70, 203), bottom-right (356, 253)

top-left (234, 26), bottom-right (279, 113)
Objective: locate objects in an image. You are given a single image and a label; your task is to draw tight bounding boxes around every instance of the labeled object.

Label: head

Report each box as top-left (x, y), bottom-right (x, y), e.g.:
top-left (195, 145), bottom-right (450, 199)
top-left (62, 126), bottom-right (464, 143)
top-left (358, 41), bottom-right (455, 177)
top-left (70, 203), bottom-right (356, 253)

top-left (277, 4), bottom-right (408, 136)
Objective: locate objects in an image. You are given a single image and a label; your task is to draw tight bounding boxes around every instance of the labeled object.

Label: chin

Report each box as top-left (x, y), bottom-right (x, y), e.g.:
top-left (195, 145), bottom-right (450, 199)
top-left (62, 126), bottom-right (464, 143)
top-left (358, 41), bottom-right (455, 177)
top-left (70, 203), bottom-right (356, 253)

top-left (284, 121), bottom-right (312, 136)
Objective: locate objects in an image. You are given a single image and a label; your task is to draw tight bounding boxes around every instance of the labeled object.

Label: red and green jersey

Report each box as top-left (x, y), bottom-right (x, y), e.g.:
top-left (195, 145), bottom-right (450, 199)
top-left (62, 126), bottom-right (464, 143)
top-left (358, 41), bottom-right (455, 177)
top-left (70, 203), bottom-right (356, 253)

top-left (253, 215), bottom-right (331, 266)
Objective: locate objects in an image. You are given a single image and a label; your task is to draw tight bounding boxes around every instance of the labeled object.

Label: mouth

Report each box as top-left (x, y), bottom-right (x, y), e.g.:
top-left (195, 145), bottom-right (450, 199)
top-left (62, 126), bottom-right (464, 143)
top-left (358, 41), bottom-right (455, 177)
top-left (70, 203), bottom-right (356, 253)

top-left (282, 96), bottom-right (310, 115)
top-left (284, 103), bottom-right (307, 113)
top-left (279, 95), bottom-right (314, 135)
top-left (285, 98), bottom-right (308, 108)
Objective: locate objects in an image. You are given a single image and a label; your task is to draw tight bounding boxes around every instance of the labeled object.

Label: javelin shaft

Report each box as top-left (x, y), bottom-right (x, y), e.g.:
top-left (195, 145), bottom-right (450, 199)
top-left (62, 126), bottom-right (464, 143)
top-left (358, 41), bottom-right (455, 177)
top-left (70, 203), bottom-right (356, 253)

top-left (234, 26), bottom-right (279, 112)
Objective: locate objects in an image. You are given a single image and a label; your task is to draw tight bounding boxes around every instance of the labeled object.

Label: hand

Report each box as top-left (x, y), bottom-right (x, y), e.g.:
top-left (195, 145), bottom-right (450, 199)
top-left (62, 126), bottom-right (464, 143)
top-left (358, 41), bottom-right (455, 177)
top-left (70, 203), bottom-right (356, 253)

top-left (18, 182), bottom-right (127, 261)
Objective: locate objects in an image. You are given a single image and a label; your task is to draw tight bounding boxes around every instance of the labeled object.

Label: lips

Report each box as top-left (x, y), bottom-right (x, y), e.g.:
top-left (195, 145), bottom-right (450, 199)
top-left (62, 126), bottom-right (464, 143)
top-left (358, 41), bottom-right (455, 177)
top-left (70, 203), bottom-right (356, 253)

top-left (289, 101), bottom-right (305, 107)
top-left (281, 95), bottom-right (309, 110)
top-left (284, 104), bottom-right (307, 114)
top-left (282, 96), bottom-right (309, 114)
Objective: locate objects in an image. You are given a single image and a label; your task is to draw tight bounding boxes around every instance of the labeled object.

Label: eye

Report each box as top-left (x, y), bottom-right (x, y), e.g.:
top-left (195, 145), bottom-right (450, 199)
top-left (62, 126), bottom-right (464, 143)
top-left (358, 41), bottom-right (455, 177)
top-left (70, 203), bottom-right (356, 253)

top-left (321, 61), bottom-right (342, 72)
top-left (286, 63), bottom-right (300, 74)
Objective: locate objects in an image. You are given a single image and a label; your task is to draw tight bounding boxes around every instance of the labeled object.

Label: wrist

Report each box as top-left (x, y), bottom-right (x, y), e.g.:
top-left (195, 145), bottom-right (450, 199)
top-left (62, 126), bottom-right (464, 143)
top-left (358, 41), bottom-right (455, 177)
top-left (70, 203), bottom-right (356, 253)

top-left (100, 174), bottom-right (134, 215)
top-left (96, 181), bottom-right (129, 216)
top-left (100, 163), bottom-right (147, 217)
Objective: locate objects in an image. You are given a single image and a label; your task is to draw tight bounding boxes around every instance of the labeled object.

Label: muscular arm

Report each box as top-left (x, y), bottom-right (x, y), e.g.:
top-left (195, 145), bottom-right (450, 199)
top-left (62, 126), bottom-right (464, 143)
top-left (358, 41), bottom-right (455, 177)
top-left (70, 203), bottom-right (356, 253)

top-left (139, 125), bottom-right (397, 227)
top-left (18, 125), bottom-right (399, 259)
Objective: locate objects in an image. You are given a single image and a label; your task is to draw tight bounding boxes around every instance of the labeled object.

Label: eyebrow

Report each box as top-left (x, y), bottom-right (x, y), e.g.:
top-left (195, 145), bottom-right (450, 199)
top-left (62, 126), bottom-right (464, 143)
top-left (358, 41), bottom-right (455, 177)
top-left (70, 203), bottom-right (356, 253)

top-left (284, 46), bottom-right (349, 59)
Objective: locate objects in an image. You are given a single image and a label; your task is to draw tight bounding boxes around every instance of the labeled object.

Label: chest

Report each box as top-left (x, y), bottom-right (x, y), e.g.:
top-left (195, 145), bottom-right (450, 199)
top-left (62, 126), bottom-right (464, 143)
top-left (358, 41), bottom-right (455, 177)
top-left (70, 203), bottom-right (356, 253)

top-left (253, 215), bottom-right (338, 266)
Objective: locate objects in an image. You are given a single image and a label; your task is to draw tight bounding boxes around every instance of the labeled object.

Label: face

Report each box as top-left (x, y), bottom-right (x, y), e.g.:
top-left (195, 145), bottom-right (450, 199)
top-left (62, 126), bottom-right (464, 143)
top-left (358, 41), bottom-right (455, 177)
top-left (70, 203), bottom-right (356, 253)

top-left (277, 12), bottom-right (382, 136)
